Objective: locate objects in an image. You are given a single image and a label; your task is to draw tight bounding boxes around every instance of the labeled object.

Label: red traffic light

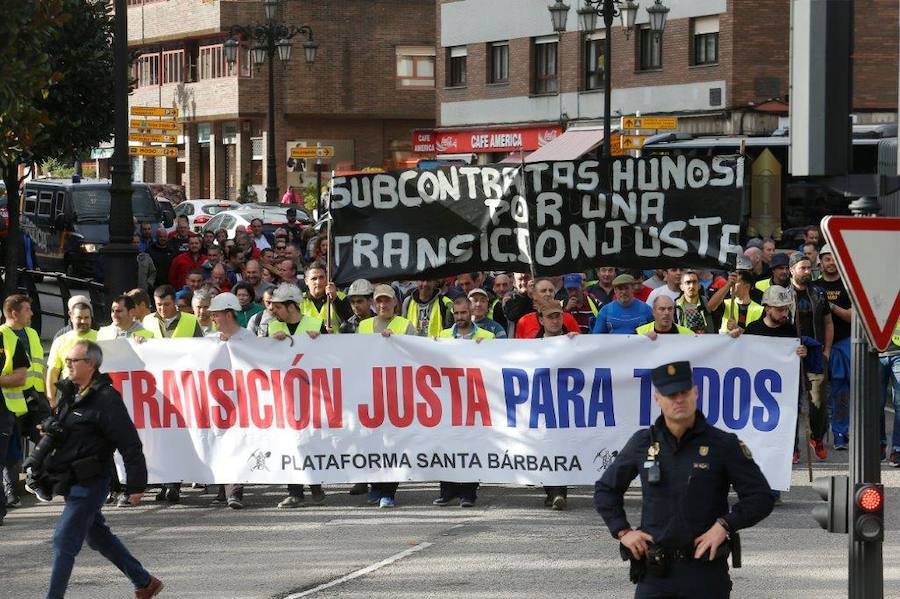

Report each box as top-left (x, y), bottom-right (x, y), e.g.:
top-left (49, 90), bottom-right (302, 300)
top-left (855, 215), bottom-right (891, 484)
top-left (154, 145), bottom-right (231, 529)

top-left (856, 485), bottom-right (883, 513)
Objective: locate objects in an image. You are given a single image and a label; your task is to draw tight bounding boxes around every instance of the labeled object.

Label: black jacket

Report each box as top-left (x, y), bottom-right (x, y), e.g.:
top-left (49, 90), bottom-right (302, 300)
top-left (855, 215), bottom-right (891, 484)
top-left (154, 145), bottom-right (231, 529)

top-left (594, 411), bottom-right (773, 548)
top-left (43, 374), bottom-right (147, 496)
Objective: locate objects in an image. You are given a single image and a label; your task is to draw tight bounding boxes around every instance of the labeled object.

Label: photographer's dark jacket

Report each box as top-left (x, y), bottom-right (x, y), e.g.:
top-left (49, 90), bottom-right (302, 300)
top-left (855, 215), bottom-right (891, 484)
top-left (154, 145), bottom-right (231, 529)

top-left (594, 411), bottom-right (774, 548)
top-left (43, 373), bottom-right (147, 496)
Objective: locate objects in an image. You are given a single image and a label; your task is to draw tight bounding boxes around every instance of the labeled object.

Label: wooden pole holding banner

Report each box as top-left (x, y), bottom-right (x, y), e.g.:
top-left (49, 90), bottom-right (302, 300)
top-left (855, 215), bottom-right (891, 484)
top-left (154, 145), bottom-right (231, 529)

top-left (325, 170), bottom-right (335, 332)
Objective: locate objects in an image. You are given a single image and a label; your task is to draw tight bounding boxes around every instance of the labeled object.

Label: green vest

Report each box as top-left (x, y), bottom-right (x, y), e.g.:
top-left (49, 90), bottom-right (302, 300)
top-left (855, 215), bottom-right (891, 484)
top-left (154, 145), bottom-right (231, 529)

top-left (0, 327), bottom-right (29, 416)
top-left (439, 325), bottom-right (495, 340)
top-left (719, 300), bottom-right (765, 333)
top-left (268, 317), bottom-right (323, 336)
top-left (301, 293), bottom-right (344, 332)
top-left (97, 324), bottom-right (156, 341)
top-left (635, 322), bottom-right (694, 336)
top-left (358, 316), bottom-right (412, 335)
top-left (142, 312), bottom-right (199, 338)
top-left (891, 318), bottom-right (900, 348)
top-left (406, 295), bottom-right (451, 337)
top-left (755, 278), bottom-right (772, 292)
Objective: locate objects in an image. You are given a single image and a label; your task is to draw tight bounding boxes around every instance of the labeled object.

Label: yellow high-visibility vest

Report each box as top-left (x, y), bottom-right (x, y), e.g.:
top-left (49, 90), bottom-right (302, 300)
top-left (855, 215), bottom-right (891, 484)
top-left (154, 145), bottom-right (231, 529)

top-left (718, 300), bottom-right (764, 333)
top-left (406, 295), bottom-right (451, 337)
top-left (97, 324), bottom-right (156, 341)
top-left (142, 312), bottom-right (199, 338)
top-left (47, 329), bottom-right (98, 384)
top-left (301, 293), bottom-right (345, 333)
top-left (268, 317), bottom-right (323, 336)
top-left (439, 325), bottom-right (495, 340)
top-left (358, 316), bottom-right (412, 335)
top-left (0, 327), bottom-right (29, 416)
top-left (635, 322), bottom-right (694, 335)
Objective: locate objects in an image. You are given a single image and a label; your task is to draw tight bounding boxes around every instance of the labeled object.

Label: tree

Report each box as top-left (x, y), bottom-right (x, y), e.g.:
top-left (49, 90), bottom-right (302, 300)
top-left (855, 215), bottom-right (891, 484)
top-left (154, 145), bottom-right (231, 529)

top-left (0, 0), bottom-right (116, 295)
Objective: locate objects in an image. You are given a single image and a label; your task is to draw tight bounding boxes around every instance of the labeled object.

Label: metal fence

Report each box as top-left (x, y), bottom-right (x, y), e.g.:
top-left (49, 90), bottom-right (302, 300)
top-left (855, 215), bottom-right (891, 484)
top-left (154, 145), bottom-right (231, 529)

top-left (0, 268), bottom-right (110, 335)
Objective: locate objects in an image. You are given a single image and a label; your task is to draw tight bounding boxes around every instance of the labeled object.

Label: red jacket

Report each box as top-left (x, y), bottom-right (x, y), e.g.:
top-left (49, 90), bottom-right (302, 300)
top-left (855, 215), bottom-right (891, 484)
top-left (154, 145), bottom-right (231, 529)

top-left (168, 252), bottom-right (207, 287)
top-left (514, 311), bottom-right (581, 339)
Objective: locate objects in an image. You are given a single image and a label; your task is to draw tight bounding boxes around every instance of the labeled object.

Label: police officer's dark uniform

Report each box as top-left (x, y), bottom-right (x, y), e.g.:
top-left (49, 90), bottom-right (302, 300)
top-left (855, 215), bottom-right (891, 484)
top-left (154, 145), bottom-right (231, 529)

top-left (594, 361), bottom-right (774, 598)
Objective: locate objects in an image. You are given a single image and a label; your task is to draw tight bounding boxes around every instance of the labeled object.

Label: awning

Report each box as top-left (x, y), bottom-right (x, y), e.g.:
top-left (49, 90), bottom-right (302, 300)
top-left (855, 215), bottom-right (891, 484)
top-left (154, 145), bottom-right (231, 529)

top-left (90, 147), bottom-right (114, 159)
top-left (524, 127), bottom-right (604, 162)
top-left (500, 151), bottom-right (530, 164)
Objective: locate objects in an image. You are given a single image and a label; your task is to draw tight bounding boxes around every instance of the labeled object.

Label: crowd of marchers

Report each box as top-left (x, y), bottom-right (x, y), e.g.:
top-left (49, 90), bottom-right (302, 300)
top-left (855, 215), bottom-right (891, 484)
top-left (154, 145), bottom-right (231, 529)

top-left (2, 222), bottom-right (899, 523)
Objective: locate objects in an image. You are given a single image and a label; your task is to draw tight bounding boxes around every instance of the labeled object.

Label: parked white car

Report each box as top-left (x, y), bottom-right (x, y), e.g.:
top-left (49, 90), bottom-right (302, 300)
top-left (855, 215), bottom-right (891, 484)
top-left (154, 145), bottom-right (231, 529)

top-left (174, 199), bottom-right (240, 232)
top-left (200, 208), bottom-right (290, 239)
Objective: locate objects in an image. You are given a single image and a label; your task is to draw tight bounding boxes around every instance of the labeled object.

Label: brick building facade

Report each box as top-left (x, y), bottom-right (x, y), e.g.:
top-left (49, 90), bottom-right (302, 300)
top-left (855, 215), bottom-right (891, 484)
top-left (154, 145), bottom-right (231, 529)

top-left (429, 0), bottom-right (898, 164)
top-left (122, 0), bottom-right (435, 201)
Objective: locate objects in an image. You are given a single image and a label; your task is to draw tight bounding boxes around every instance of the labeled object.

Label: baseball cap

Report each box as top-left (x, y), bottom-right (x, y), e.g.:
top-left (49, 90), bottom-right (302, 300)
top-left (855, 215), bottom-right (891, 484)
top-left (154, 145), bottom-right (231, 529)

top-left (819, 243), bottom-right (833, 256)
top-left (347, 279), bottom-right (374, 298)
top-left (373, 284), bottom-right (396, 300)
top-left (745, 238), bottom-right (764, 250)
top-left (770, 253), bottom-right (790, 269)
top-left (563, 273), bottom-right (583, 289)
top-left (271, 283), bottom-right (302, 304)
top-left (612, 274), bottom-right (636, 287)
top-left (535, 297), bottom-right (563, 316)
top-left (735, 255), bottom-right (753, 271)
top-left (762, 285), bottom-right (793, 307)
top-left (467, 287), bottom-right (489, 299)
top-left (789, 252), bottom-right (810, 268)
top-left (209, 292), bottom-right (241, 312)
top-left (651, 361), bottom-right (694, 396)
top-left (67, 295), bottom-right (92, 314)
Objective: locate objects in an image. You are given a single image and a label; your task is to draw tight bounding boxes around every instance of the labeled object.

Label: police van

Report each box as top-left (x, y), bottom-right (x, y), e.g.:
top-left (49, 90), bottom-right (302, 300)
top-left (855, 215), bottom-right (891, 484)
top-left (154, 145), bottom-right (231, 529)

top-left (21, 179), bottom-right (163, 277)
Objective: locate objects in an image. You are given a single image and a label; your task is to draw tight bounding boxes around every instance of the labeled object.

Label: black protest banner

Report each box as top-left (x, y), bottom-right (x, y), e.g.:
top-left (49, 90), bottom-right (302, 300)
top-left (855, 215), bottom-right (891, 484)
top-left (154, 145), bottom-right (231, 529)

top-left (328, 157), bottom-right (744, 284)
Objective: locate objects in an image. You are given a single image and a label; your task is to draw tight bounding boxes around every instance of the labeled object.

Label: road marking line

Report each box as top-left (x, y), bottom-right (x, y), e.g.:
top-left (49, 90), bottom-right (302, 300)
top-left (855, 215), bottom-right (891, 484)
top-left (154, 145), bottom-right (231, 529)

top-left (283, 542), bottom-right (434, 598)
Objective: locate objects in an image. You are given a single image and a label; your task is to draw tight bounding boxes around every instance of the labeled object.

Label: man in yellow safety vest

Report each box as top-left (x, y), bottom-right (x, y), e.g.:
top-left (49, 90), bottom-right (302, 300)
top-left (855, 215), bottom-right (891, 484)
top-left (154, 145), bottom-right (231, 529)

top-left (47, 304), bottom-right (97, 408)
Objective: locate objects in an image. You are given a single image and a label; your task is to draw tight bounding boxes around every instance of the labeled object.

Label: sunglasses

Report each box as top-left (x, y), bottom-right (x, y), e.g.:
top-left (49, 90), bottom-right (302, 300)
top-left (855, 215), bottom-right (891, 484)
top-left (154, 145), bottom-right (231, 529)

top-left (65, 357), bottom-right (90, 366)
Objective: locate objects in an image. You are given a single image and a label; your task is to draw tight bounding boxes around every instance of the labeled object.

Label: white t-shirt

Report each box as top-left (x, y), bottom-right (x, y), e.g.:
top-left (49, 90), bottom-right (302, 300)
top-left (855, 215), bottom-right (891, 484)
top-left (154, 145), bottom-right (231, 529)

top-left (646, 284), bottom-right (682, 306)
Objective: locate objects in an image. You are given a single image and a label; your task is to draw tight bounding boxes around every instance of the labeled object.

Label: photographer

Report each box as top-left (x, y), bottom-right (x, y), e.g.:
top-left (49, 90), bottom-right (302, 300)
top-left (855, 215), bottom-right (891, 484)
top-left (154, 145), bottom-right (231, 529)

top-left (30, 340), bottom-right (163, 599)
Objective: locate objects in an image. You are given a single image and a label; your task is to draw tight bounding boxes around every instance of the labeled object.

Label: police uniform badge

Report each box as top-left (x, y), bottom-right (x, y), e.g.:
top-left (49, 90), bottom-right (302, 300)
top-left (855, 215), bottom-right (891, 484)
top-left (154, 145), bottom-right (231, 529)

top-left (699, 446), bottom-right (709, 456)
top-left (667, 364), bottom-right (676, 376)
top-left (738, 441), bottom-right (753, 460)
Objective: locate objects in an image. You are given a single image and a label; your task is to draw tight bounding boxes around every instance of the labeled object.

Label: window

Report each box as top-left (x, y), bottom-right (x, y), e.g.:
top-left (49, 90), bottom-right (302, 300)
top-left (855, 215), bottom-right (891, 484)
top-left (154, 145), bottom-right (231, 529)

top-left (134, 53), bottom-right (160, 87)
top-left (533, 37), bottom-right (558, 94)
top-left (692, 16), bottom-right (719, 65)
top-left (584, 32), bottom-right (605, 90)
top-left (37, 191), bottom-right (52, 217)
top-left (23, 191), bottom-right (37, 215)
top-left (396, 46), bottom-right (435, 88)
top-left (638, 27), bottom-right (662, 70)
top-left (199, 44), bottom-right (230, 80)
top-left (447, 46), bottom-right (467, 87)
top-left (162, 49), bottom-right (184, 84)
top-left (489, 41), bottom-right (509, 83)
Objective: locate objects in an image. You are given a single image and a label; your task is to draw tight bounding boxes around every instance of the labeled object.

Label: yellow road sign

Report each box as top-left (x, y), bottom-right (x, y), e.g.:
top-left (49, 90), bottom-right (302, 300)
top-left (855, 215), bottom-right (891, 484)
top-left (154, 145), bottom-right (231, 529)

top-left (131, 106), bottom-right (178, 117)
top-left (128, 146), bottom-right (178, 157)
top-left (620, 116), bottom-right (677, 130)
top-left (290, 146), bottom-right (334, 159)
top-left (620, 135), bottom-right (650, 150)
top-left (130, 119), bottom-right (180, 131)
top-left (128, 132), bottom-right (177, 144)
top-left (609, 132), bottom-right (626, 157)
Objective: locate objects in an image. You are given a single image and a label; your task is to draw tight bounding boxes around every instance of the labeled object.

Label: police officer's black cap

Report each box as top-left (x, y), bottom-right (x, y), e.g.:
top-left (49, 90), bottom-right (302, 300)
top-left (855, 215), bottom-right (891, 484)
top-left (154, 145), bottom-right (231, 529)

top-left (651, 361), bottom-right (694, 395)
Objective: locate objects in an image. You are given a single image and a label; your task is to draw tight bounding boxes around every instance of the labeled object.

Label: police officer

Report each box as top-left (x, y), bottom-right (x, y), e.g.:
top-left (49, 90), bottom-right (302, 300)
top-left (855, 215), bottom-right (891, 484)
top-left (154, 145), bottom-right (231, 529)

top-left (31, 340), bottom-right (163, 598)
top-left (594, 361), bottom-right (774, 598)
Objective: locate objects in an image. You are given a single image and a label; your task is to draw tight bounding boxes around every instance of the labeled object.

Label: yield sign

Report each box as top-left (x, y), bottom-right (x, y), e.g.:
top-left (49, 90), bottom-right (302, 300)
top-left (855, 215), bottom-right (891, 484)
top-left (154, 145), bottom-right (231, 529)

top-left (820, 216), bottom-right (900, 351)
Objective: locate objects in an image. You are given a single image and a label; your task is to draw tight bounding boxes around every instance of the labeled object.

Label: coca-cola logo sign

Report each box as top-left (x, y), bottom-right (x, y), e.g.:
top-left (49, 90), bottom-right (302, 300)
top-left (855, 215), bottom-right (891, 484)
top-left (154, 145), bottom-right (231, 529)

top-left (434, 136), bottom-right (458, 152)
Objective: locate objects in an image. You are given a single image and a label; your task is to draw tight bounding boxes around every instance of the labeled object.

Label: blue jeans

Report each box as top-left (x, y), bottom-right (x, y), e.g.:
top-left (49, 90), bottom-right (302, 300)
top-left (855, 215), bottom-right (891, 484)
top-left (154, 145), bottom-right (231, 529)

top-left (47, 476), bottom-right (151, 599)
top-left (881, 355), bottom-right (900, 452)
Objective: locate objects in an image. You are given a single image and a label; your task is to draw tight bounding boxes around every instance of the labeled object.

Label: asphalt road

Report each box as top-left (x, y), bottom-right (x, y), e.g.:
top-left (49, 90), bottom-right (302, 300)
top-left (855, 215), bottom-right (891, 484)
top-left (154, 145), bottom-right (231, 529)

top-left (3, 451), bottom-right (899, 599)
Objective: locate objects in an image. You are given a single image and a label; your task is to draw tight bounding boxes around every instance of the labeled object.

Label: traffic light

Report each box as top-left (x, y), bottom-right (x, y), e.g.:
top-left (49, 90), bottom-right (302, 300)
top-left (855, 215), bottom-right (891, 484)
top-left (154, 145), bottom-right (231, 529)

top-left (812, 475), bottom-right (848, 533)
top-left (852, 483), bottom-right (885, 542)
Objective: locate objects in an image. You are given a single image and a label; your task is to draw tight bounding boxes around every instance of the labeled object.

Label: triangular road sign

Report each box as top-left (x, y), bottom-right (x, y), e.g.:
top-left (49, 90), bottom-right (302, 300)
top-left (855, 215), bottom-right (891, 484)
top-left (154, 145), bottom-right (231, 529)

top-left (821, 216), bottom-right (900, 351)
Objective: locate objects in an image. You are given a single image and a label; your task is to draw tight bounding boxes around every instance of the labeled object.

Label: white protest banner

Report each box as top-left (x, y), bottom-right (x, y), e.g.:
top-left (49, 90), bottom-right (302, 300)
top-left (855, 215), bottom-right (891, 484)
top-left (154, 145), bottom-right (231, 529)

top-left (100, 334), bottom-right (799, 491)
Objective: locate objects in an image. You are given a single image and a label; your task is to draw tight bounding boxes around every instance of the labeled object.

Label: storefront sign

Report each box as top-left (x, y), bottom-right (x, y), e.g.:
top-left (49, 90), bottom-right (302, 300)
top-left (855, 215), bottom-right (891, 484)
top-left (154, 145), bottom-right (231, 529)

top-left (413, 126), bottom-right (563, 155)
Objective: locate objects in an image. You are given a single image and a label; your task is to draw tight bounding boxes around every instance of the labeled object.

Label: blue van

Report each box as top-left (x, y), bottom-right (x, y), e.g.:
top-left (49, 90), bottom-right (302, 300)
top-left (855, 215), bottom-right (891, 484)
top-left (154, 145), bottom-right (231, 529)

top-left (21, 179), bottom-right (162, 278)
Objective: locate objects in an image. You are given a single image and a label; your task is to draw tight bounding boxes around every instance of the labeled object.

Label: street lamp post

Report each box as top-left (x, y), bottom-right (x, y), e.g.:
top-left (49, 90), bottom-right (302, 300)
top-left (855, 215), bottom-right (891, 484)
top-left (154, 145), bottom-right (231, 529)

top-left (548, 0), bottom-right (668, 157)
top-left (224, 0), bottom-right (317, 204)
top-left (102, 0), bottom-right (137, 298)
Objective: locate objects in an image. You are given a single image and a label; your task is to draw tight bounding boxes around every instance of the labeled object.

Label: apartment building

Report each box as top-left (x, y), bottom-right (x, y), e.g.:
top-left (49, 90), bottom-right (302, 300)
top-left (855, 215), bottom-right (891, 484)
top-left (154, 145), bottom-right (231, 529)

top-left (118, 0), bottom-right (435, 200)
top-left (426, 0), bottom-right (898, 164)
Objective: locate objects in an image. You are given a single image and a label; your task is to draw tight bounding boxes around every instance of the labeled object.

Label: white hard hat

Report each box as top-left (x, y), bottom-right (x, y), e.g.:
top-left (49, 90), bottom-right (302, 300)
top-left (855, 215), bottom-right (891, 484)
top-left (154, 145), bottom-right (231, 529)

top-left (271, 283), bottom-right (302, 304)
top-left (208, 292), bottom-right (242, 312)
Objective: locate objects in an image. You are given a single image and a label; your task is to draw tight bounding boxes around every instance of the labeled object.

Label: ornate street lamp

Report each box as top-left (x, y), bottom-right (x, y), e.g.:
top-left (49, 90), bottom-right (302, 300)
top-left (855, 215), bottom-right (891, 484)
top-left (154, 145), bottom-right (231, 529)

top-left (225, 0), bottom-right (318, 203)
top-left (550, 0), bottom-right (669, 158)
